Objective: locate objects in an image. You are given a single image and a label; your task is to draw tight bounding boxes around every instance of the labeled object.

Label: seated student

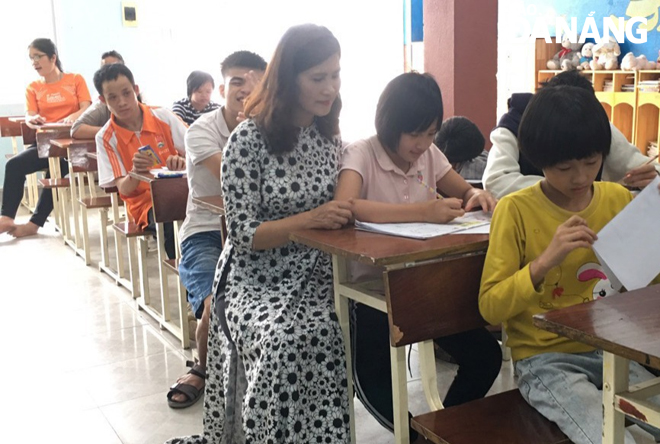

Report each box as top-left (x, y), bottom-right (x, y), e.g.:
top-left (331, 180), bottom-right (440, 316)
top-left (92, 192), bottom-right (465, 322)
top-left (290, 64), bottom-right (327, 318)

top-left (479, 85), bottom-right (660, 444)
top-left (94, 63), bottom-right (186, 259)
top-left (167, 50), bottom-right (267, 409)
top-left (334, 72), bottom-right (501, 442)
top-left (0, 38), bottom-right (91, 238)
top-left (483, 70), bottom-right (660, 198)
top-left (434, 116), bottom-right (488, 181)
top-left (171, 71), bottom-right (220, 126)
top-left (71, 50), bottom-right (136, 139)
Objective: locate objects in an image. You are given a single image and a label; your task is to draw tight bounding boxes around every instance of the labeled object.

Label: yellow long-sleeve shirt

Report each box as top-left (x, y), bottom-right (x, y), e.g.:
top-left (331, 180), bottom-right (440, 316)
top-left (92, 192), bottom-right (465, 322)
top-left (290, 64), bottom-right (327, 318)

top-left (479, 181), bottom-right (633, 362)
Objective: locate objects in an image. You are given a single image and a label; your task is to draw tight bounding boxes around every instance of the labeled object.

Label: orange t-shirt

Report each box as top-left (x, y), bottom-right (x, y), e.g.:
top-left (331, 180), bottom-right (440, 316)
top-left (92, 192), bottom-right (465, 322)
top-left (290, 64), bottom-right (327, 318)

top-left (96, 104), bottom-right (187, 227)
top-left (25, 73), bottom-right (91, 122)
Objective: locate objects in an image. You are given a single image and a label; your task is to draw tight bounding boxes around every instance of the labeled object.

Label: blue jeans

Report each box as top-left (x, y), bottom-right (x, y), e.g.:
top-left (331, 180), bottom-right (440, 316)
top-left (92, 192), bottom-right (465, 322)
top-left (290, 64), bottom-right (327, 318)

top-left (515, 350), bottom-right (660, 444)
top-left (178, 231), bottom-right (224, 319)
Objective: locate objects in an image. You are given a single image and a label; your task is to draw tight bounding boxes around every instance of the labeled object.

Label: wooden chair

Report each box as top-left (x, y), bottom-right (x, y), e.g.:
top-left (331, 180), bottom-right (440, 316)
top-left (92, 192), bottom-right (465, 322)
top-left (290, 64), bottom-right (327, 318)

top-left (36, 129), bottom-right (72, 240)
top-left (385, 255), bottom-right (571, 444)
top-left (146, 176), bottom-right (190, 348)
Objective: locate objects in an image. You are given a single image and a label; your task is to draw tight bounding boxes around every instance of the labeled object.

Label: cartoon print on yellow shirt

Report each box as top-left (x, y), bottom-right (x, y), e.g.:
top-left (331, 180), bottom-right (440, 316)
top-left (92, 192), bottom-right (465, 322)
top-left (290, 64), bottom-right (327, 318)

top-left (611, 0), bottom-right (660, 31)
top-left (539, 262), bottom-right (620, 310)
top-left (577, 262), bottom-right (620, 300)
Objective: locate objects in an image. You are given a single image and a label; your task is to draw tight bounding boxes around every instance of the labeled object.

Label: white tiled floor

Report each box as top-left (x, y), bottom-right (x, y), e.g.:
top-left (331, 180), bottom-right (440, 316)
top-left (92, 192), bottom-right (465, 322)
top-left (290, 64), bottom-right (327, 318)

top-left (1, 207), bottom-right (655, 443)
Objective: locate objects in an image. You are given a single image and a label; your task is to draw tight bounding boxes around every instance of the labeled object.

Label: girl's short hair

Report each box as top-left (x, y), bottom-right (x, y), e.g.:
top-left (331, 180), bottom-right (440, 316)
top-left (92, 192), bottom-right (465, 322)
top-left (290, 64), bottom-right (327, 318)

top-left (243, 24), bottom-right (341, 154)
top-left (29, 38), bottom-right (63, 72)
top-left (186, 71), bottom-right (214, 98)
top-left (375, 72), bottom-right (443, 152)
top-left (519, 85), bottom-right (611, 169)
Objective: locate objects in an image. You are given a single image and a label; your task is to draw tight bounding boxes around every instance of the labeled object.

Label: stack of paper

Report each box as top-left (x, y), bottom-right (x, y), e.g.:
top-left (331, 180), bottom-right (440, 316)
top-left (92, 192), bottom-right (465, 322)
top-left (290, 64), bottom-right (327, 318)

top-left (593, 176), bottom-right (660, 290)
top-left (355, 211), bottom-right (491, 240)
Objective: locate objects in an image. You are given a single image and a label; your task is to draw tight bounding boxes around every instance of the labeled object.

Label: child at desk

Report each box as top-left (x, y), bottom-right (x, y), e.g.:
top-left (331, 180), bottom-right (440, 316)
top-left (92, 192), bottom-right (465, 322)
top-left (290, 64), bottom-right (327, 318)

top-left (479, 85), bottom-right (660, 444)
top-left (334, 72), bottom-right (500, 441)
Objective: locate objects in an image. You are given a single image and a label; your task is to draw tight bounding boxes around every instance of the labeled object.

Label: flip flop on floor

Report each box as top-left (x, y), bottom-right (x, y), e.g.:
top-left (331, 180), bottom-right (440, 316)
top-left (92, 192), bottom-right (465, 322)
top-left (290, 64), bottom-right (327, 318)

top-left (167, 360), bottom-right (206, 409)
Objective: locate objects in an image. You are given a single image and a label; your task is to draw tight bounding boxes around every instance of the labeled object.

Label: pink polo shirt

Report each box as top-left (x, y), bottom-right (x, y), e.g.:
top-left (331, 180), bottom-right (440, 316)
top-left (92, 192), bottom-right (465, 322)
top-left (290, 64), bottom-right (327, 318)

top-left (340, 135), bottom-right (453, 281)
top-left (340, 135), bottom-right (452, 204)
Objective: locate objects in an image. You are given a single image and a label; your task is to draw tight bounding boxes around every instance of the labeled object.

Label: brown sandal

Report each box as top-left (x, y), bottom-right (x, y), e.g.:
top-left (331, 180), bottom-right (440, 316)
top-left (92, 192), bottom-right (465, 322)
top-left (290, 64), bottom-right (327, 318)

top-left (167, 360), bottom-right (206, 409)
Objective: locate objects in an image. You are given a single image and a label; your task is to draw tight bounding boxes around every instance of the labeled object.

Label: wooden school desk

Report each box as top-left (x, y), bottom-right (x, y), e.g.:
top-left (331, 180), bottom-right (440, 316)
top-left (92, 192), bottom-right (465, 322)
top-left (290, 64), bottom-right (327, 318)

top-left (129, 171), bottom-right (190, 347)
top-left (50, 137), bottom-right (96, 256)
top-left (534, 286), bottom-right (660, 444)
top-left (0, 116), bottom-right (39, 211)
top-left (289, 227), bottom-right (489, 444)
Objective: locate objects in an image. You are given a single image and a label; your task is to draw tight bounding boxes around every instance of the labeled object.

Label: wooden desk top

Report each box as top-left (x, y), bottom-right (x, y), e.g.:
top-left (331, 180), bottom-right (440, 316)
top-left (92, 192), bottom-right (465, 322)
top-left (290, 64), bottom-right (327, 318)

top-left (36, 123), bottom-right (72, 131)
top-left (0, 116), bottom-right (23, 137)
top-left (8, 116), bottom-right (26, 123)
top-left (51, 138), bottom-right (95, 149)
top-left (290, 227), bottom-right (488, 267)
top-left (533, 285), bottom-right (660, 370)
top-left (192, 195), bottom-right (224, 215)
top-left (86, 152), bottom-right (98, 160)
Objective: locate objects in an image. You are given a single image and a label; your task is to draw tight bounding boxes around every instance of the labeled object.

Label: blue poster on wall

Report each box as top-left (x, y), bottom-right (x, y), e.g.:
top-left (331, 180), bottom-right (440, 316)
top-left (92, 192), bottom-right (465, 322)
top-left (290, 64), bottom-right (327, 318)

top-left (517, 0), bottom-right (660, 61)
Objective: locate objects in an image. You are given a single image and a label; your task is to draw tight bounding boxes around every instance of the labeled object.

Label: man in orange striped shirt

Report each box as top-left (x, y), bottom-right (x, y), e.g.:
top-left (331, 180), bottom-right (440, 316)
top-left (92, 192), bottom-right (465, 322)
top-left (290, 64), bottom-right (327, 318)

top-left (94, 64), bottom-right (186, 258)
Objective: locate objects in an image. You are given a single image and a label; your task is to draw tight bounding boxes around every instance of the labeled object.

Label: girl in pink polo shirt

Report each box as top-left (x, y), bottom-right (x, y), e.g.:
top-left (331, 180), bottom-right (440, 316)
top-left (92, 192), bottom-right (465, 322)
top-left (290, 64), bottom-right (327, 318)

top-left (335, 72), bottom-right (500, 441)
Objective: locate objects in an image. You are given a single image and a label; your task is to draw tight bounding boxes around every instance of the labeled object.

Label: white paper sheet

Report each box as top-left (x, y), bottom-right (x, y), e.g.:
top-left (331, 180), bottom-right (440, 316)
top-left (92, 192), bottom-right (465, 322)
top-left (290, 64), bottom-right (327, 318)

top-left (354, 211), bottom-right (491, 240)
top-left (593, 176), bottom-right (660, 290)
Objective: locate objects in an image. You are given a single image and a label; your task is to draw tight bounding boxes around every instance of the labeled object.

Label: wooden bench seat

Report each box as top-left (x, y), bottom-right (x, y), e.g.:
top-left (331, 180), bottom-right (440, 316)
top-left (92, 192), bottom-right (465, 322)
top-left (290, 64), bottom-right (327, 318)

top-left (113, 221), bottom-right (150, 238)
top-left (79, 196), bottom-right (114, 210)
top-left (39, 177), bottom-right (70, 188)
top-left (412, 389), bottom-right (571, 444)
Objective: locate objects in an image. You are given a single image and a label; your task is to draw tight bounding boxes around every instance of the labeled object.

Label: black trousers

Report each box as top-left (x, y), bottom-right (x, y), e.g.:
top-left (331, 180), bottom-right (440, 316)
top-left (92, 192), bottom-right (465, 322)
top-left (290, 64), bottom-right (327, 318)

top-left (1, 145), bottom-right (68, 227)
top-left (351, 303), bottom-right (502, 440)
top-left (146, 208), bottom-right (175, 260)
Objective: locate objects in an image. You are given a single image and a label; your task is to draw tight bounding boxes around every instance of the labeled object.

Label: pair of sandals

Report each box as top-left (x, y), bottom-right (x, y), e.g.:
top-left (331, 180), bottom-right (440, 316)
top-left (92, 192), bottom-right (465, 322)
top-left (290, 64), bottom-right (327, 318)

top-left (167, 360), bottom-right (207, 409)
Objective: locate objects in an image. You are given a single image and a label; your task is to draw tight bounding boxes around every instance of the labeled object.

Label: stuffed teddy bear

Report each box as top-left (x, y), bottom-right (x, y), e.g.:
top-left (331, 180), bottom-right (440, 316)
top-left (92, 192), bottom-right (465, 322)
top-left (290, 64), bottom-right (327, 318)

top-left (547, 34), bottom-right (583, 71)
top-left (621, 52), bottom-right (657, 71)
top-left (577, 42), bottom-right (595, 71)
top-left (590, 36), bottom-right (621, 70)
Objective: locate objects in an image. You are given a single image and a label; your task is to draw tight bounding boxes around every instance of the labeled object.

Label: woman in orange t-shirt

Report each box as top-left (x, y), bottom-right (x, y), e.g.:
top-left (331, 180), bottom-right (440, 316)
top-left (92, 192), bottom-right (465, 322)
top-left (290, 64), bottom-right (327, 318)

top-left (0, 38), bottom-right (91, 237)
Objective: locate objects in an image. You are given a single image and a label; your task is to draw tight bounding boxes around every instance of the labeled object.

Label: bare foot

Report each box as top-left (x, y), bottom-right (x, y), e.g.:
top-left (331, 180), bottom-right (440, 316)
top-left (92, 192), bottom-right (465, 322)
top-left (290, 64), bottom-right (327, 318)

top-left (9, 222), bottom-right (40, 238)
top-left (170, 372), bottom-right (205, 403)
top-left (0, 216), bottom-right (16, 234)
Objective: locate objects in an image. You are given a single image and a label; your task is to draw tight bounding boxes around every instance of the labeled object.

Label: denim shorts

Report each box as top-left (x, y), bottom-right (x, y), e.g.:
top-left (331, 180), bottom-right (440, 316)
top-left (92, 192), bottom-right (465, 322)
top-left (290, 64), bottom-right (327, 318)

top-left (179, 230), bottom-right (224, 319)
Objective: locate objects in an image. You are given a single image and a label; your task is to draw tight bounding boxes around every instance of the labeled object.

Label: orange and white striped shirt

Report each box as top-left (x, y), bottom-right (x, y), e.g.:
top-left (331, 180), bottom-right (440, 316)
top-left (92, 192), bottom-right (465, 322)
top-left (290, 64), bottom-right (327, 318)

top-left (96, 103), bottom-right (186, 227)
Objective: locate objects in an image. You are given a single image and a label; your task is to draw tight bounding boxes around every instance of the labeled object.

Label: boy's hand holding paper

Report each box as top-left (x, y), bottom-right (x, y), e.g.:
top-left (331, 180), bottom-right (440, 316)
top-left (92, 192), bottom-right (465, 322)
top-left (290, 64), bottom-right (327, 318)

top-left (593, 176), bottom-right (660, 290)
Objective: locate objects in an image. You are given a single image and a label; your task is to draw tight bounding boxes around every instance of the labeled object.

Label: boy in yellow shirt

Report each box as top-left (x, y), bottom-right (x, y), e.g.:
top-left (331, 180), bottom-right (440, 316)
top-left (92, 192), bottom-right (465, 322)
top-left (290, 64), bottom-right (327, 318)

top-left (479, 85), bottom-right (660, 444)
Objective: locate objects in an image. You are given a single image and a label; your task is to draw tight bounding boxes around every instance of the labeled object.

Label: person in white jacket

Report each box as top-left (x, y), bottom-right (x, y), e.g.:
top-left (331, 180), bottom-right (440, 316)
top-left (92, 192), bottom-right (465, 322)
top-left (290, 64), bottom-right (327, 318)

top-left (484, 71), bottom-right (660, 198)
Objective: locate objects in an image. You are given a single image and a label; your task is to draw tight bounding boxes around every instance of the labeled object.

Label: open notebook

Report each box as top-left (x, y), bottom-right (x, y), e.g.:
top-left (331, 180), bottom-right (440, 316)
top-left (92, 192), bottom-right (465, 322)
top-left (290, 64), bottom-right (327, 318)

top-left (355, 211), bottom-right (491, 240)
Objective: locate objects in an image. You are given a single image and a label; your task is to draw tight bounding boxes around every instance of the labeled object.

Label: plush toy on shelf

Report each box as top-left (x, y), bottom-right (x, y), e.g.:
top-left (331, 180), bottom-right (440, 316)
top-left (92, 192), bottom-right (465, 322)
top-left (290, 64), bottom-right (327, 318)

top-left (577, 42), bottom-right (595, 70)
top-left (621, 52), bottom-right (657, 71)
top-left (547, 34), bottom-right (583, 71)
top-left (590, 36), bottom-right (621, 70)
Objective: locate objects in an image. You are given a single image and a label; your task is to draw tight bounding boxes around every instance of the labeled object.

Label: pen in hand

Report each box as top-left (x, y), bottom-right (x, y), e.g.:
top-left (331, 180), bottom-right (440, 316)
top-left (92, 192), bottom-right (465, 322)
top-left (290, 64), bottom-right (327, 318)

top-left (417, 171), bottom-right (443, 200)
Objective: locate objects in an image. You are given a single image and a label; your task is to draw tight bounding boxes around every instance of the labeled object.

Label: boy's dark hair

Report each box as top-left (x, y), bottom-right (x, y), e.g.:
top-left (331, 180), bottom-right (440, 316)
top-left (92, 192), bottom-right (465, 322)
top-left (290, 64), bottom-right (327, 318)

top-left (220, 51), bottom-right (267, 78)
top-left (101, 50), bottom-right (124, 63)
top-left (186, 70), bottom-right (214, 98)
top-left (376, 72), bottom-right (443, 152)
top-left (542, 69), bottom-right (594, 92)
top-left (29, 38), bottom-right (63, 72)
top-left (519, 85), bottom-right (611, 169)
top-left (434, 116), bottom-right (485, 164)
top-left (93, 63), bottom-right (135, 96)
